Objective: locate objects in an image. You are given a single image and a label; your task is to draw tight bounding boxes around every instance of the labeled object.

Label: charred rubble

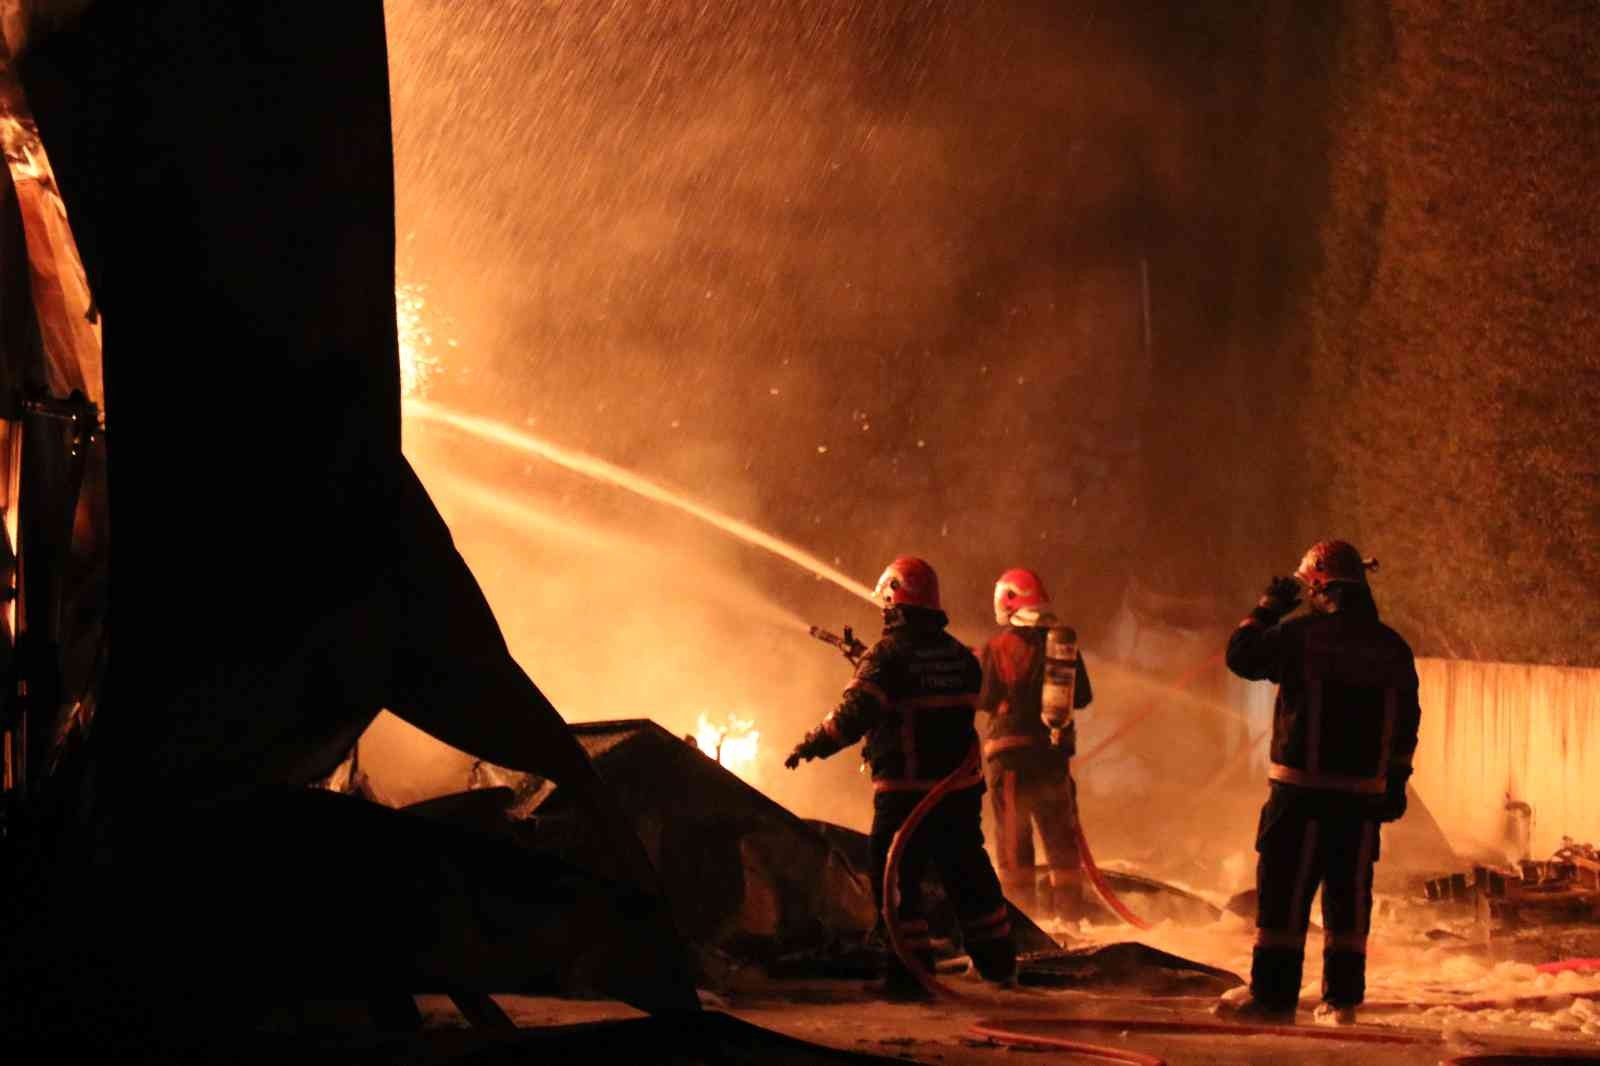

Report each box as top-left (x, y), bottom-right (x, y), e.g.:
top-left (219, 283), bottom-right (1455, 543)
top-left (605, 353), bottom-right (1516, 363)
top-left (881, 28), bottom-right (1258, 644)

top-left (382, 718), bottom-right (1237, 995)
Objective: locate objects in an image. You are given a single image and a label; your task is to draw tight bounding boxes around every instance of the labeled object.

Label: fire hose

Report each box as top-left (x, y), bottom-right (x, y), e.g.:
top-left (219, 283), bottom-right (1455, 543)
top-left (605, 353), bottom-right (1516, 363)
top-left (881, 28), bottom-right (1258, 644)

top-left (1075, 650), bottom-right (1226, 768)
top-left (881, 743), bottom-right (984, 1001)
top-left (815, 622), bottom-right (1210, 970)
top-left (821, 632), bottom-right (1600, 1063)
top-left (882, 749), bottom-right (1153, 999)
top-left (881, 807), bottom-right (1536, 1066)
top-left (966, 1014), bottom-right (1432, 1065)
top-left (888, 767), bottom-right (1600, 1057)
top-left (969, 1015), bottom-right (1600, 1065)
top-left (1073, 820), bottom-right (1150, 931)
top-left (874, 724), bottom-right (1599, 1056)
top-left (969, 1018), bottom-right (1167, 1066)
top-left (1537, 958), bottom-right (1600, 975)
top-left (1359, 986), bottom-right (1600, 1013)
top-left (1446, 1049), bottom-right (1600, 1056)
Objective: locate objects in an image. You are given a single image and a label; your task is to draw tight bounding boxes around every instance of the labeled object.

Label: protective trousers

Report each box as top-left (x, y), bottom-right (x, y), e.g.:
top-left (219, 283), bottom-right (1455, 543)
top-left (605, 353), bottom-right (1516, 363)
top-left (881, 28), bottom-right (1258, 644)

top-left (988, 766), bottom-right (1082, 916)
top-left (868, 787), bottom-right (1016, 982)
top-left (1252, 801), bottom-right (1379, 1010)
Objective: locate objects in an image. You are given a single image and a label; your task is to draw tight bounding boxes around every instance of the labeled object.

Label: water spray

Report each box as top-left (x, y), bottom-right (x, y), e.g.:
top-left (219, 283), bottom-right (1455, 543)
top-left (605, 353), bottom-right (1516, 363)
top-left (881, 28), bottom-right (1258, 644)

top-left (426, 472), bottom-right (815, 641)
top-left (404, 398), bottom-right (876, 606)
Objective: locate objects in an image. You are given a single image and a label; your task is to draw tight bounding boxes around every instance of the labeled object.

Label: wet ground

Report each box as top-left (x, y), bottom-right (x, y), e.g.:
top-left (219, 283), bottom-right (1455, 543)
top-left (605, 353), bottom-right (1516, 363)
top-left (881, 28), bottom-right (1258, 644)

top-left (414, 897), bottom-right (1600, 1064)
top-left (452, 979), bottom-right (1598, 1065)
top-left (1050, 893), bottom-right (1600, 1041)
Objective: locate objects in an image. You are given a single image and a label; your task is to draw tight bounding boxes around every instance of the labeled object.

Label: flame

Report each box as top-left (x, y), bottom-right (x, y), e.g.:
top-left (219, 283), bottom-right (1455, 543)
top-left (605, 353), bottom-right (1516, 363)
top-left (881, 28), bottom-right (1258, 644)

top-left (0, 116), bottom-right (49, 183)
top-left (695, 711), bottom-right (761, 782)
top-left (396, 280), bottom-right (439, 398)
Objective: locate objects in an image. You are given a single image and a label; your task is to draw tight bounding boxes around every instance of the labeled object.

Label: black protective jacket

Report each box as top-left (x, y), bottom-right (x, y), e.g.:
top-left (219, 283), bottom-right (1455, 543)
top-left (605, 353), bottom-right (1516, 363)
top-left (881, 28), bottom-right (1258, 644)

top-left (798, 606), bottom-right (984, 793)
top-left (977, 622), bottom-right (1093, 770)
top-left (1227, 588), bottom-right (1420, 813)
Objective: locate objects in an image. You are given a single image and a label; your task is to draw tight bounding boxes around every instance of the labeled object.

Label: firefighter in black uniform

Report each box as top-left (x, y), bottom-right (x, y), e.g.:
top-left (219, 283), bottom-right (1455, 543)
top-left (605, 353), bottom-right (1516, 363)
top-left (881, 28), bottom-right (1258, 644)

top-left (785, 556), bottom-right (1017, 995)
top-left (978, 568), bottom-right (1096, 923)
top-left (1217, 540), bottom-right (1420, 1026)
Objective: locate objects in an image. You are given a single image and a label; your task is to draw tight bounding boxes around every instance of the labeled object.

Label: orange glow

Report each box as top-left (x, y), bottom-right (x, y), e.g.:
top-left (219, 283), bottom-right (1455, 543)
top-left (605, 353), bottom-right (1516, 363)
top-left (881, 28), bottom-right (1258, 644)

top-left (395, 280), bottom-right (439, 398)
top-left (0, 117), bottom-right (103, 410)
top-left (393, 296), bottom-right (859, 827)
top-left (404, 398), bottom-right (877, 605)
top-left (1412, 657), bottom-right (1600, 859)
top-left (696, 711), bottom-right (762, 783)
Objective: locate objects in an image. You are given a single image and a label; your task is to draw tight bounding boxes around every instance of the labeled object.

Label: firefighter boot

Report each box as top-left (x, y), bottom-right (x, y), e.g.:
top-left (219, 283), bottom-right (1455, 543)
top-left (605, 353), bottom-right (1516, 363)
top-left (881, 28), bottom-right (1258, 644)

top-left (1318, 948), bottom-right (1365, 1024)
top-left (1218, 944), bottom-right (1304, 1023)
top-left (960, 905), bottom-right (1017, 987)
top-left (1313, 1002), bottom-right (1358, 1026)
top-left (966, 936), bottom-right (1017, 989)
top-left (870, 952), bottom-right (937, 1002)
top-left (1214, 983), bottom-right (1297, 1025)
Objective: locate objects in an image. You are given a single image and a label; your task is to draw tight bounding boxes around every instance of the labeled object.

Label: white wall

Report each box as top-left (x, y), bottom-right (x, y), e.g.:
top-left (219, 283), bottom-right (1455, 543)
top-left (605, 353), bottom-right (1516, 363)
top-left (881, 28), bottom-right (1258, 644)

top-left (1412, 658), bottom-right (1600, 860)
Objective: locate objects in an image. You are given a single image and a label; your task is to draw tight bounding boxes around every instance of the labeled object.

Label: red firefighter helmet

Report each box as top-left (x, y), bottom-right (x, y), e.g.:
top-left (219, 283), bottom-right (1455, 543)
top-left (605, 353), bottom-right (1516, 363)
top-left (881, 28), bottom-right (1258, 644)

top-left (873, 556), bottom-right (941, 611)
top-left (1293, 539), bottom-right (1377, 592)
top-left (994, 567), bottom-right (1050, 624)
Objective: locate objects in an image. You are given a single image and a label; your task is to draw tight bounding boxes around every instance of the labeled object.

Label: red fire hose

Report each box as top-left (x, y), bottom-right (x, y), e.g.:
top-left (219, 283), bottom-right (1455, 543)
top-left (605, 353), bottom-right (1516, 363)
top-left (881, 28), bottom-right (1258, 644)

top-left (954, 976), bottom-right (1600, 1064)
top-left (968, 1018), bottom-right (1168, 1065)
top-left (966, 1014), bottom-right (1444, 1064)
top-left (1075, 651), bottom-right (1226, 767)
top-left (1536, 958), bottom-right (1600, 975)
top-left (881, 744), bottom-right (983, 1000)
top-left (1073, 820), bottom-right (1151, 930)
top-left (885, 788), bottom-right (1171, 1066)
top-left (881, 642), bottom-right (1232, 989)
top-left (1359, 988), bottom-right (1600, 1013)
top-left (1440, 1049), bottom-right (1600, 1056)
top-left (881, 746), bottom-right (1154, 999)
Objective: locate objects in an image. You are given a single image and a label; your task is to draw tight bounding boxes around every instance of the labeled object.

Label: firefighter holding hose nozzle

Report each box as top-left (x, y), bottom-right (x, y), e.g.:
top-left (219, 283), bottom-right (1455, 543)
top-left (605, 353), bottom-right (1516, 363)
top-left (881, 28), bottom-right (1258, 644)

top-left (785, 556), bottom-right (1017, 998)
top-left (978, 568), bottom-right (1096, 925)
top-left (1216, 540), bottom-right (1420, 1027)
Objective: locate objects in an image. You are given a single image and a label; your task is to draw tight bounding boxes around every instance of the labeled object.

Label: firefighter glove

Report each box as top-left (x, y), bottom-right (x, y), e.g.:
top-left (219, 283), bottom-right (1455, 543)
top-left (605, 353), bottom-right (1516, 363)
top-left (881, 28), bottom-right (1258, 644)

top-left (1373, 770), bottom-right (1410, 823)
top-left (785, 730), bottom-right (825, 770)
top-left (1257, 576), bottom-right (1302, 618)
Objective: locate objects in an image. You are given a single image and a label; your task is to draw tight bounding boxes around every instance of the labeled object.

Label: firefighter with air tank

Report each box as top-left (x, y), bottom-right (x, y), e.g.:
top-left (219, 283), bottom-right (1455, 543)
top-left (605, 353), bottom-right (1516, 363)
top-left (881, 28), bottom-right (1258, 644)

top-left (785, 556), bottom-right (1017, 997)
top-left (977, 568), bottom-right (1097, 924)
top-left (1217, 540), bottom-right (1420, 1026)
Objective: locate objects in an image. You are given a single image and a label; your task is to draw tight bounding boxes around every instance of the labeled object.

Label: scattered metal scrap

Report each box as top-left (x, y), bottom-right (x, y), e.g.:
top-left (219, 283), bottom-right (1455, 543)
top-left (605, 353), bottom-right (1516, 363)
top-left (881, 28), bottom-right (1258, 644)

top-left (1424, 839), bottom-right (1600, 931)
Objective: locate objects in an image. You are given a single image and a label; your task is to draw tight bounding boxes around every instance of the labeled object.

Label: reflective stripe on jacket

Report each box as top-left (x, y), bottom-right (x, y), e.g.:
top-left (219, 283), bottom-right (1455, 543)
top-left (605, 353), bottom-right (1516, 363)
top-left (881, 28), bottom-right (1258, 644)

top-left (977, 623), bottom-right (1092, 763)
top-left (1227, 591), bottom-right (1420, 797)
top-left (806, 606), bottom-right (984, 789)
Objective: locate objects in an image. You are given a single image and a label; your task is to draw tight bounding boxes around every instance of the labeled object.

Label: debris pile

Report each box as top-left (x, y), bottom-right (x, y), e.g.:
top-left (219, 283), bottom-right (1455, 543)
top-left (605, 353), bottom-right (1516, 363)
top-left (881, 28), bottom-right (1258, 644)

top-left (1424, 839), bottom-right (1600, 931)
top-left (425, 718), bottom-right (1239, 994)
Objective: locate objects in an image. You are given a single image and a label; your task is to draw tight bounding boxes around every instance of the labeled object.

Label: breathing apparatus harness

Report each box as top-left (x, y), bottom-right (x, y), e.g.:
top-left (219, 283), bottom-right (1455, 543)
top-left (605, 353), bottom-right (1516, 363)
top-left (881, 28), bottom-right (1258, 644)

top-left (809, 619), bottom-right (1149, 999)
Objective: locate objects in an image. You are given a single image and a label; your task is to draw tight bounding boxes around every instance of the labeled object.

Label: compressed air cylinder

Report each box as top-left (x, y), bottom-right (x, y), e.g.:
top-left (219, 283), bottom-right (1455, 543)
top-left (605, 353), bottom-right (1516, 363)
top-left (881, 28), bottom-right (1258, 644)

top-left (1040, 625), bottom-right (1079, 734)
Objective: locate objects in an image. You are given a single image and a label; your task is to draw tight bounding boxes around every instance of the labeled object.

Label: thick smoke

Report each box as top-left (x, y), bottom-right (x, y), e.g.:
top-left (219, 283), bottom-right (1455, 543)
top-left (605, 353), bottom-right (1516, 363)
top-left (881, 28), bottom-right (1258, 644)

top-left (370, 0), bottom-right (1302, 872)
top-left (384, 1), bottom-right (1184, 636)
top-left (379, 421), bottom-right (874, 825)
top-left (374, 0), bottom-right (1599, 883)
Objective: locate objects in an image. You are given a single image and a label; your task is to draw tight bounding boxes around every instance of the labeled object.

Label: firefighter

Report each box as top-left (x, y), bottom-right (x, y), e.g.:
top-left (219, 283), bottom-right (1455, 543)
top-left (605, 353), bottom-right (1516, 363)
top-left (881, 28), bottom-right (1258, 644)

top-left (1216, 540), bottom-right (1419, 1026)
top-left (978, 568), bottom-right (1096, 924)
top-left (785, 556), bottom-right (1017, 996)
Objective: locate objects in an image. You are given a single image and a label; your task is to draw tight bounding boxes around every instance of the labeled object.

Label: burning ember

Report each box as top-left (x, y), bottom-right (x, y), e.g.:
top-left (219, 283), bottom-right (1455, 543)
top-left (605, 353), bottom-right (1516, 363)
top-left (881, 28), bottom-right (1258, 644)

top-left (396, 280), bottom-right (441, 398)
top-left (695, 712), bottom-right (761, 782)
